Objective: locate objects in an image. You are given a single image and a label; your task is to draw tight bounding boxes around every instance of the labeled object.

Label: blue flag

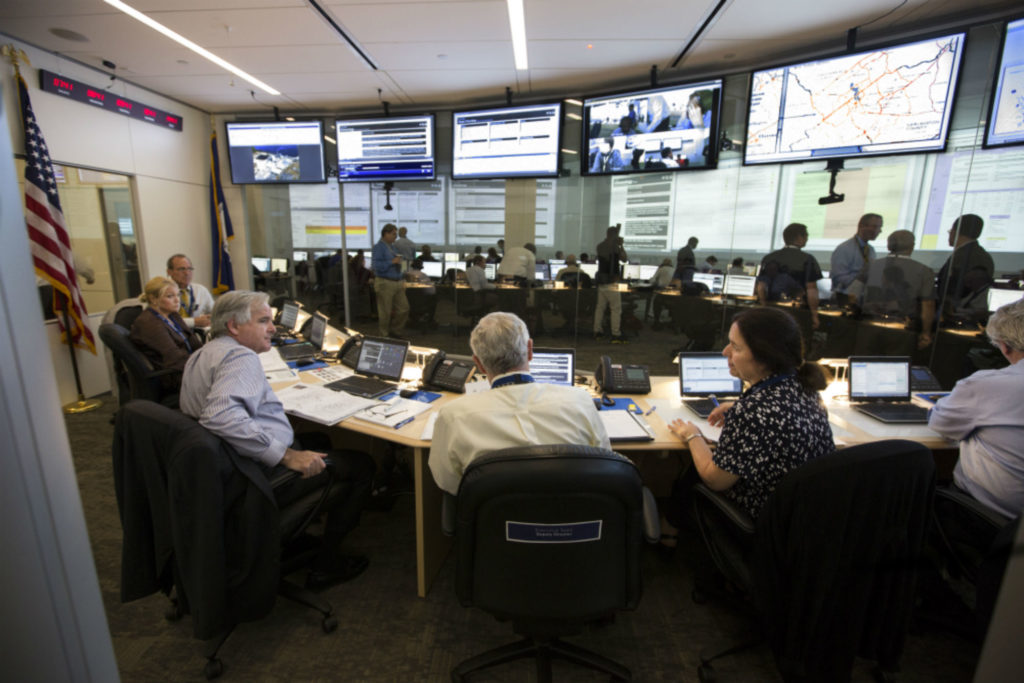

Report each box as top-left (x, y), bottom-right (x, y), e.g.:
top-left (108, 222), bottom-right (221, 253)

top-left (210, 131), bottom-right (235, 293)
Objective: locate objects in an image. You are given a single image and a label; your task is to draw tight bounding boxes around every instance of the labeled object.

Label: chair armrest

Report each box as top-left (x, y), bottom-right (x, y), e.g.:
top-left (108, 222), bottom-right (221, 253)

top-left (146, 367), bottom-right (182, 379)
top-left (692, 483), bottom-right (755, 535)
top-left (267, 455), bottom-right (334, 489)
top-left (641, 486), bottom-right (660, 543)
top-left (441, 492), bottom-right (456, 537)
top-left (935, 486), bottom-right (1012, 529)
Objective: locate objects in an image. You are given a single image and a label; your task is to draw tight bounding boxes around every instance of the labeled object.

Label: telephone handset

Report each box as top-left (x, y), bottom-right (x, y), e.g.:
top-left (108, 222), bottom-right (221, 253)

top-left (594, 355), bottom-right (651, 394)
top-left (337, 334), bottom-right (364, 368)
top-left (422, 350), bottom-right (476, 393)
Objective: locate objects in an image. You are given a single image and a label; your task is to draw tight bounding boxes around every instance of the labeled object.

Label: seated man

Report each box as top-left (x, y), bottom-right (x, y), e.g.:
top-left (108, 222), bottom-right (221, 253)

top-left (167, 253), bottom-right (215, 328)
top-left (929, 299), bottom-right (1024, 519)
top-left (428, 312), bottom-right (610, 495)
top-left (181, 291), bottom-right (375, 591)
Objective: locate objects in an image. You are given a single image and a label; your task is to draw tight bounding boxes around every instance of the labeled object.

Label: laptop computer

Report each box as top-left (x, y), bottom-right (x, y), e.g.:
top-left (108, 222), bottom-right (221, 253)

top-left (324, 336), bottom-right (410, 398)
top-left (273, 301), bottom-right (300, 341)
top-left (677, 352), bottom-right (742, 418)
top-left (847, 356), bottom-right (930, 424)
top-left (722, 274), bottom-right (756, 298)
top-left (278, 312), bottom-right (327, 362)
top-left (529, 347), bottom-right (575, 386)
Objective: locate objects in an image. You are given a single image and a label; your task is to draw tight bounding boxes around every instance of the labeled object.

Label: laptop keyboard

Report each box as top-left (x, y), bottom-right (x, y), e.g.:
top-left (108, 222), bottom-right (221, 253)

top-left (683, 398), bottom-right (718, 418)
top-left (324, 375), bottom-right (396, 399)
top-left (855, 403), bottom-right (930, 424)
top-left (278, 342), bottom-right (315, 361)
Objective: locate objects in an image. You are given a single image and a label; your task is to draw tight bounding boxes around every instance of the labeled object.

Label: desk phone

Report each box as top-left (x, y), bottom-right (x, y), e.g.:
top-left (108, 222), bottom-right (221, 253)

top-left (423, 351), bottom-right (476, 393)
top-left (594, 355), bottom-right (651, 394)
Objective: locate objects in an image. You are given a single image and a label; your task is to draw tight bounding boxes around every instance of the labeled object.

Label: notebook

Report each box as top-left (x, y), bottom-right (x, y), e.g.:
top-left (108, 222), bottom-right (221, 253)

top-left (278, 312), bottom-right (327, 362)
top-left (677, 352), bottom-right (742, 418)
top-left (529, 348), bottom-right (575, 386)
top-left (847, 356), bottom-right (930, 424)
top-left (324, 336), bottom-right (409, 398)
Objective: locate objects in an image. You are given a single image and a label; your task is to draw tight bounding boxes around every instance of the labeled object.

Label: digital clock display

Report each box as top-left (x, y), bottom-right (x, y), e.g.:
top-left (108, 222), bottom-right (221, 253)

top-left (39, 69), bottom-right (183, 132)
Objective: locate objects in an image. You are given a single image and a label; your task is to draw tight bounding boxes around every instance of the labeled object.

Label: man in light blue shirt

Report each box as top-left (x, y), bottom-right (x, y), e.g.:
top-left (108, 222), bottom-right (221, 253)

top-left (371, 223), bottom-right (409, 338)
top-left (830, 213), bottom-right (883, 303)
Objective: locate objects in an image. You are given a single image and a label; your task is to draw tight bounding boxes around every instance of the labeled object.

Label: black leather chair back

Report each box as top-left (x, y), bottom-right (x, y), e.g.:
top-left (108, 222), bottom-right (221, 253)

top-left (113, 304), bottom-right (143, 329)
top-left (99, 322), bottom-right (169, 404)
top-left (454, 445), bottom-right (645, 624)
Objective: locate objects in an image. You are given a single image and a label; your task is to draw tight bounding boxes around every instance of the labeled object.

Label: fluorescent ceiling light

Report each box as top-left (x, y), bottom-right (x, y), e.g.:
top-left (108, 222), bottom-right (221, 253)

top-left (103, 0), bottom-right (280, 96)
top-left (506, 0), bottom-right (528, 70)
top-left (324, 134), bottom-right (336, 144)
top-left (565, 98), bottom-right (582, 106)
top-left (566, 112), bottom-right (581, 120)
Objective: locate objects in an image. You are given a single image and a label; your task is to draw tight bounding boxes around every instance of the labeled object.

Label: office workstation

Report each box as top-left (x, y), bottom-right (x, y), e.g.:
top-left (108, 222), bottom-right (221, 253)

top-left (3, 1), bottom-right (1023, 681)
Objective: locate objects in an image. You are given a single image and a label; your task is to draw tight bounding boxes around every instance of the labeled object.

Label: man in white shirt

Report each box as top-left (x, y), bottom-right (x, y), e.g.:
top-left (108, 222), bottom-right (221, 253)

top-left (497, 242), bottom-right (537, 284)
top-left (167, 253), bottom-right (215, 328)
top-left (428, 312), bottom-right (610, 495)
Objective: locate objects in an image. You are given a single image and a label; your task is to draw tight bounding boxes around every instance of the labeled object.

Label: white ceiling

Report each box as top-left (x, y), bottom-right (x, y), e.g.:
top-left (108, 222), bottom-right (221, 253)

top-left (0, 0), bottom-right (1017, 115)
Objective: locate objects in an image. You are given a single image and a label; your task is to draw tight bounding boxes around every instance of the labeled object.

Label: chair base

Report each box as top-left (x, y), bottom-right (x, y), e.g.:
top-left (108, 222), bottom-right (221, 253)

top-left (696, 631), bottom-right (763, 682)
top-left (452, 636), bottom-right (630, 683)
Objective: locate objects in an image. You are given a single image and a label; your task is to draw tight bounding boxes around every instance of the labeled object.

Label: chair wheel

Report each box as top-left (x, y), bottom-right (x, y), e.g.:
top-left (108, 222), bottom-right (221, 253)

top-left (697, 663), bottom-right (715, 682)
top-left (203, 657), bottom-right (223, 680)
top-left (322, 615), bottom-right (338, 633)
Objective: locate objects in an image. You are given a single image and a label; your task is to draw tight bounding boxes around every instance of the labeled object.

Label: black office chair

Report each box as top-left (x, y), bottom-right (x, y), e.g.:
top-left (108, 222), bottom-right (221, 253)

top-left (691, 440), bottom-right (934, 682)
top-left (932, 485), bottom-right (1015, 640)
top-left (113, 400), bottom-right (340, 679)
top-left (98, 322), bottom-right (181, 407)
top-left (443, 445), bottom-right (659, 682)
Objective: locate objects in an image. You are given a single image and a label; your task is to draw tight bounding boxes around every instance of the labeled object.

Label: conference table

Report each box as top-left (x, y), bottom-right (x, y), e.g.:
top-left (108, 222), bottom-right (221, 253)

top-left (269, 333), bottom-right (952, 597)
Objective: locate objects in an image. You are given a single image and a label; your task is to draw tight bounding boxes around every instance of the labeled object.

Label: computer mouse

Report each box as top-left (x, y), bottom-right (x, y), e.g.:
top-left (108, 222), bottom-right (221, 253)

top-left (400, 388), bottom-right (418, 398)
top-left (295, 358), bottom-right (314, 367)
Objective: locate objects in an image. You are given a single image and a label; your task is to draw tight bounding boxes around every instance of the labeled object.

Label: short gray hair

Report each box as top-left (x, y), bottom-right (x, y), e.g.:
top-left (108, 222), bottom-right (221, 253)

top-left (886, 229), bottom-right (915, 255)
top-left (987, 299), bottom-right (1024, 352)
top-left (209, 290), bottom-right (269, 339)
top-left (470, 312), bottom-right (530, 376)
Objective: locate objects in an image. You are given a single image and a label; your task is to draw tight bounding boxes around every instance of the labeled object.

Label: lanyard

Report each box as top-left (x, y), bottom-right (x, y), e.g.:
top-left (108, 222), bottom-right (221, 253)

top-left (746, 372), bottom-right (794, 396)
top-left (491, 373), bottom-right (535, 389)
top-left (151, 308), bottom-right (191, 351)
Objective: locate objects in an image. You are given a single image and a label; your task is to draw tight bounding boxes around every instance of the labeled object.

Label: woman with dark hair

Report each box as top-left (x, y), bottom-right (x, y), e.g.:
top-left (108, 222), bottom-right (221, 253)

top-left (660, 307), bottom-right (833, 547)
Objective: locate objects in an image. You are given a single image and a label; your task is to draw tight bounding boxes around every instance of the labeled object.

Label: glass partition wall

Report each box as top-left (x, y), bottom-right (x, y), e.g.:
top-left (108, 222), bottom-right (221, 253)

top-left (243, 20), bottom-right (1022, 384)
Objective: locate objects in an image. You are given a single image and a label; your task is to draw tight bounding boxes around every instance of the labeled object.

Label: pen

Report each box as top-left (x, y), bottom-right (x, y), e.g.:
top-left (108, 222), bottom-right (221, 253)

top-left (644, 405), bottom-right (657, 417)
top-left (394, 416), bottom-right (415, 429)
top-left (710, 395), bottom-right (720, 407)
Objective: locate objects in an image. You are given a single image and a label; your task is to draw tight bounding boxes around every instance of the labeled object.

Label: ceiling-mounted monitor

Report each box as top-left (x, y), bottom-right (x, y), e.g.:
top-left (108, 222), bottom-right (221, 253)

top-left (335, 114), bottom-right (435, 182)
top-left (582, 78), bottom-right (722, 175)
top-left (224, 120), bottom-right (326, 184)
top-left (744, 32), bottom-right (966, 165)
top-left (984, 17), bottom-right (1024, 148)
top-left (451, 103), bottom-right (562, 179)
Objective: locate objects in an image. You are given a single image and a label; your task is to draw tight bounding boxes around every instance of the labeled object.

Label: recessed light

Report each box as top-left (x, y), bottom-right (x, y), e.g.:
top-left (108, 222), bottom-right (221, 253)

top-left (49, 28), bottom-right (89, 43)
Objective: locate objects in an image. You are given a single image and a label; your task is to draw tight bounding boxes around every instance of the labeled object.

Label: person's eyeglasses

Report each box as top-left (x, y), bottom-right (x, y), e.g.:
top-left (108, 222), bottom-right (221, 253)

top-left (174, 267), bottom-right (195, 272)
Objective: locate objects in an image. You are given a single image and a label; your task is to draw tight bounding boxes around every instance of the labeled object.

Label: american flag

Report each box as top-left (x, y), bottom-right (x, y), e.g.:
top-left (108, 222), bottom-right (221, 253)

top-left (17, 71), bottom-right (96, 353)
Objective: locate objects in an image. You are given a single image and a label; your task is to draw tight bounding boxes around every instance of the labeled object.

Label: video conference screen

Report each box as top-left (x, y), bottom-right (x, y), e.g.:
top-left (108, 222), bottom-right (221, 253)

top-left (335, 115), bottom-right (435, 182)
top-left (985, 17), bottom-right (1024, 148)
top-left (582, 79), bottom-right (722, 175)
top-left (225, 120), bottom-right (326, 184)
top-left (451, 103), bottom-right (562, 179)
top-left (745, 32), bottom-right (965, 164)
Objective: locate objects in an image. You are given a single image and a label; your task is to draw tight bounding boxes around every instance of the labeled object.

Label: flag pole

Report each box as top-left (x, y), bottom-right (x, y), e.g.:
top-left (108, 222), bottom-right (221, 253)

top-left (58, 292), bottom-right (101, 414)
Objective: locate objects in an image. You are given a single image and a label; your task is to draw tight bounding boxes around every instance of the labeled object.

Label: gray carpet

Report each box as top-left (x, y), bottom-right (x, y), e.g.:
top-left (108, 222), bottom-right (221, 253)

top-left (66, 392), bottom-right (980, 682)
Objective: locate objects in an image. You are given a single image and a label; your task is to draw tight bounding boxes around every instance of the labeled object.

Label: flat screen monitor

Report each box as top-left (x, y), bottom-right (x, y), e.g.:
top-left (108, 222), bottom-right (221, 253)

top-left (485, 263), bottom-right (497, 281)
top-left (579, 263), bottom-right (599, 279)
top-left (988, 287), bottom-right (1024, 312)
top-left (723, 274), bottom-right (756, 297)
top-left (745, 32), bottom-right (965, 164)
top-left (529, 348), bottom-right (575, 386)
top-left (334, 115), bottom-right (435, 182)
top-left (312, 250), bottom-right (334, 259)
top-left (251, 256), bottom-right (271, 272)
top-left (638, 264), bottom-right (659, 280)
top-left (308, 313), bottom-right (328, 349)
top-left (582, 78), bottom-right (722, 175)
top-left (678, 352), bottom-right (742, 397)
top-left (225, 120), bottom-right (326, 184)
top-left (443, 252), bottom-right (460, 264)
top-left (534, 264), bottom-right (551, 281)
top-left (622, 264), bottom-right (642, 280)
top-left (848, 357), bottom-right (911, 400)
top-left (548, 259), bottom-right (566, 271)
top-left (292, 250), bottom-right (308, 263)
top-left (421, 260), bottom-right (444, 279)
top-left (451, 102), bottom-right (562, 179)
top-left (693, 272), bottom-right (724, 293)
top-left (985, 17), bottom-right (1024, 148)
top-left (270, 258), bottom-right (288, 274)
top-left (355, 336), bottom-right (409, 381)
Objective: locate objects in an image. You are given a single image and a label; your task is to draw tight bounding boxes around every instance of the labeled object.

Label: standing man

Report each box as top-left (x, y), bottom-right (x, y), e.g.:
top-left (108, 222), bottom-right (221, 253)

top-left (167, 253), bottom-right (215, 328)
top-left (594, 225), bottom-right (629, 343)
top-left (428, 312), bottom-right (610, 495)
top-left (756, 223), bottom-right (823, 329)
top-left (393, 226), bottom-right (416, 264)
top-left (371, 223), bottom-right (409, 338)
top-left (676, 236), bottom-right (699, 272)
top-left (831, 213), bottom-right (883, 304)
top-left (937, 214), bottom-right (995, 319)
top-left (497, 242), bottom-right (537, 284)
top-left (181, 291), bottom-right (374, 591)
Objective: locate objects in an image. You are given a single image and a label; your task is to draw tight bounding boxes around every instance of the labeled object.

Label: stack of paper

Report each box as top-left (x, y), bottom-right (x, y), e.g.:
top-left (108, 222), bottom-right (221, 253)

top-left (259, 348), bottom-right (297, 382)
top-left (276, 382), bottom-right (379, 425)
top-left (351, 396), bottom-right (434, 429)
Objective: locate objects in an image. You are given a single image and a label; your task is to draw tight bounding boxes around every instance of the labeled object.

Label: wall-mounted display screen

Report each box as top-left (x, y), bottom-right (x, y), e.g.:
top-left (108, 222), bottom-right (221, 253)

top-left (451, 103), bottom-right (562, 179)
top-left (225, 120), bottom-right (326, 184)
top-left (985, 17), bottom-right (1024, 148)
top-left (745, 33), bottom-right (965, 165)
top-left (335, 115), bottom-right (435, 182)
top-left (582, 79), bottom-right (722, 175)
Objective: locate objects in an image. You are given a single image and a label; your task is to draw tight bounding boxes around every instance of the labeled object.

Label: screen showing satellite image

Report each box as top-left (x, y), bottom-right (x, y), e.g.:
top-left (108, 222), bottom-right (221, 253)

top-left (225, 120), bottom-right (326, 184)
top-left (985, 17), bottom-right (1024, 148)
top-left (745, 32), bottom-right (965, 164)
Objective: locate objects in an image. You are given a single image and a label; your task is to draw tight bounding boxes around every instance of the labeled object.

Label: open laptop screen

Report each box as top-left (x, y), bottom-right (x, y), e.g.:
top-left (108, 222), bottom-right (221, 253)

top-left (988, 288), bottom-right (1023, 313)
top-left (307, 313), bottom-right (327, 349)
top-left (355, 337), bottom-right (409, 381)
top-left (529, 348), bottom-right (575, 386)
top-left (678, 352), bottom-right (742, 397)
top-left (723, 274), bottom-right (756, 297)
top-left (848, 356), bottom-right (911, 400)
top-left (279, 301), bottom-right (299, 330)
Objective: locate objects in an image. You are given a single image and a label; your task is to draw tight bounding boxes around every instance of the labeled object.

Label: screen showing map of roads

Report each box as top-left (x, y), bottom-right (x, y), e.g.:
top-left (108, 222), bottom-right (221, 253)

top-left (745, 32), bottom-right (966, 164)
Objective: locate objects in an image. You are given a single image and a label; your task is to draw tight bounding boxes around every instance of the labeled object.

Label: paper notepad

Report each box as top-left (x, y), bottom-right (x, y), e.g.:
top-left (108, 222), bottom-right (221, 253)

top-left (598, 410), bottom-right (654, 442)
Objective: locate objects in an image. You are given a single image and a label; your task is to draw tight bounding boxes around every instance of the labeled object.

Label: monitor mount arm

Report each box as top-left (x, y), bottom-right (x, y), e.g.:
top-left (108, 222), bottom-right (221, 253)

top-left (383, 181), bottom-right (394, 211)
top-left (818, 159), bottom-right (845, 205)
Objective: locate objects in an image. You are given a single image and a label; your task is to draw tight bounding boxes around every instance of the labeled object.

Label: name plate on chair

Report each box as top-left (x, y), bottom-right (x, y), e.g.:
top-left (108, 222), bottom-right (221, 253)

top-left (506, 520), bottom-right (602, 543)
